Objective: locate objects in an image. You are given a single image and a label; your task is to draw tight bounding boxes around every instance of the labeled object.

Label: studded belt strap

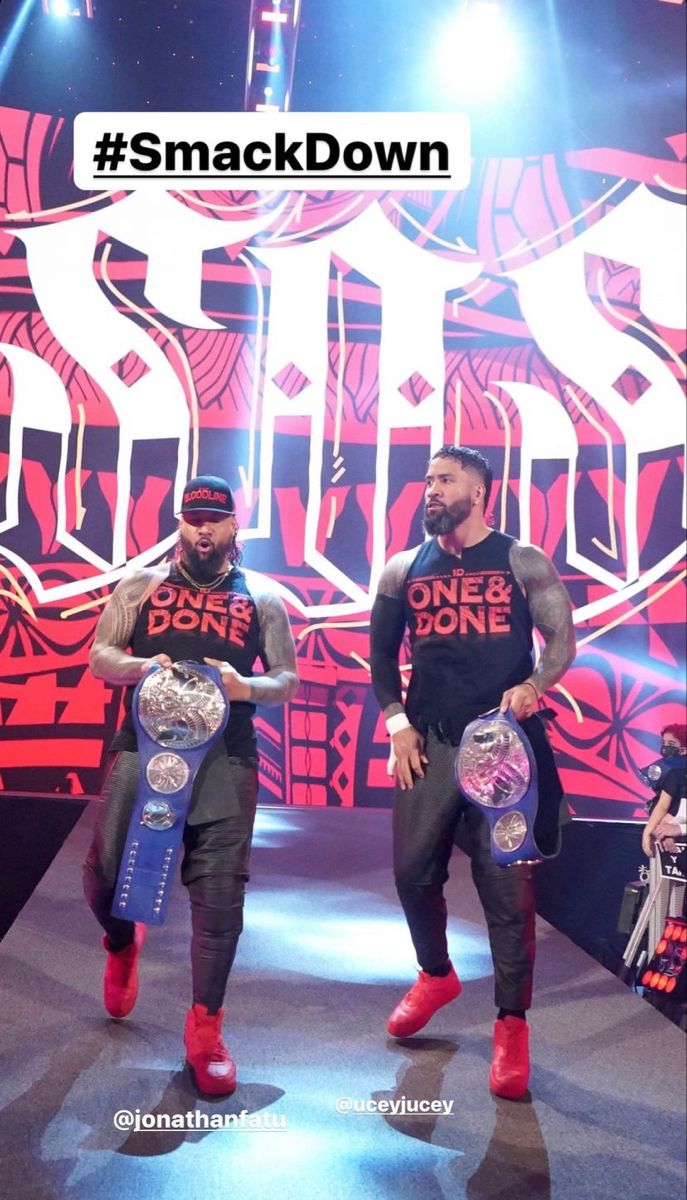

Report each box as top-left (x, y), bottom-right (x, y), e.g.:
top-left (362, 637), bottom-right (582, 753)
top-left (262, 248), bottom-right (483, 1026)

top-left (454, 708), bottom-right (542, 868)
top-left (112, 661), bottom-right (229, 924)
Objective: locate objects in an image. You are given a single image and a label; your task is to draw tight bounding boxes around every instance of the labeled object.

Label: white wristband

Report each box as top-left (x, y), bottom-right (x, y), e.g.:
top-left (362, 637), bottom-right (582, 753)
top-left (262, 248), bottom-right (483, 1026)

top-left (386, 712), bottom-right (412, 736)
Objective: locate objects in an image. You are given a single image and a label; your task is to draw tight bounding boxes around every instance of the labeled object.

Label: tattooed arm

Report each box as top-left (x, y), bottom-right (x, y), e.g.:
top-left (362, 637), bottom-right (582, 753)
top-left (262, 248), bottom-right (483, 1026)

top-left (249, 584), bottom-right (299, 704)
top-left (89, 565), bottom-right (171, 684)
top-left (509, 542), bottom-right (576, 698)
top-left (369, 550), bottom-right (416, 720)
top-left (370, 549), bottom-right (428, 790)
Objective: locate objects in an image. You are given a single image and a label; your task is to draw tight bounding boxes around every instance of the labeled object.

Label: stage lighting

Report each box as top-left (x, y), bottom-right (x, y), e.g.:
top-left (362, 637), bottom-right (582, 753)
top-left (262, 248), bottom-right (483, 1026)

top-left (42, 0), bottom-right (95, 18)
top-left (433, 1), bottom-right (518, 97)
top-left (245, 0), bottom-right (302, 111)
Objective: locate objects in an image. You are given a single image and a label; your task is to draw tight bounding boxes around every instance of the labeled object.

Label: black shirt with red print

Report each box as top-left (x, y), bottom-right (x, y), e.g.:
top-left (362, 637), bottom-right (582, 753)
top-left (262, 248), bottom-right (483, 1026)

top-left (372, 532), bottom-right (542, 741)
top-left (113, 564), bottom-right (265, 758)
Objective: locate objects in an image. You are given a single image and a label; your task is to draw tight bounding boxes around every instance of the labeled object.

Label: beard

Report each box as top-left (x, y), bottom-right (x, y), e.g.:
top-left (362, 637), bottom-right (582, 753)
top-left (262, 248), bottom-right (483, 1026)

top-left (178, 530), bottom-right (235, 582)
top-left (423, 497), bottom-right (472, 536)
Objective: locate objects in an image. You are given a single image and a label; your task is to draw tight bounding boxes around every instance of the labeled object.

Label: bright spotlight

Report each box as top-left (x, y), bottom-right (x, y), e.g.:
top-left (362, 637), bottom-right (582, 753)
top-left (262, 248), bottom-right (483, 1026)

top-left (42, 0), bottom-right (95, 17)
top-left (434, 1), bottom-right (517, 97)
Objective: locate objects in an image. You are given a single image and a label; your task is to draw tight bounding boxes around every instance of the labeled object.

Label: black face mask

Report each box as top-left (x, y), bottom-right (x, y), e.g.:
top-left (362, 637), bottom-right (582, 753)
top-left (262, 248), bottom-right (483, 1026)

top-left (660, 744), bottom-right (682, 758)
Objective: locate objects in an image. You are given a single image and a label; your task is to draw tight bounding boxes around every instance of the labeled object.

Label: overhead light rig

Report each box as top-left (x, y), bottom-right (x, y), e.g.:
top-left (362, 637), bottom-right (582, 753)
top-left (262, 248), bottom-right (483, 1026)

top-left (244, 0), bottom-right (302, 112)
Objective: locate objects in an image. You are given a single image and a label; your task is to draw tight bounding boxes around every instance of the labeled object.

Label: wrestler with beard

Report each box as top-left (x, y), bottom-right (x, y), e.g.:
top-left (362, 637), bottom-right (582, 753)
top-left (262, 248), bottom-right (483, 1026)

top-left (176, 504), bottom-right (240, 584)
top-left (370, 446), bottom-right (575, 1100)
top-left (84, 475), bottom-right (298, 1094)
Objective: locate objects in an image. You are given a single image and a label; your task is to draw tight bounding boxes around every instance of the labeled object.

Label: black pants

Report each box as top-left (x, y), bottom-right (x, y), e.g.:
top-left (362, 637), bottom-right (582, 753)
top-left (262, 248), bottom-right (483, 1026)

top-left (83, 750), bottom-right (258, 1013)
top-left (394, 730), bottom-right (536, 1011)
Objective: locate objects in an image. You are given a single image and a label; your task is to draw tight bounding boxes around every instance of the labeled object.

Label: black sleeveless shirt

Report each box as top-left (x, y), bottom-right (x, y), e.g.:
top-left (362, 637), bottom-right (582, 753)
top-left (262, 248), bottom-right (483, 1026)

top-left (112, 563), bottom-right (261, 758)
top-left (402, 532), bottom-right (534, 738)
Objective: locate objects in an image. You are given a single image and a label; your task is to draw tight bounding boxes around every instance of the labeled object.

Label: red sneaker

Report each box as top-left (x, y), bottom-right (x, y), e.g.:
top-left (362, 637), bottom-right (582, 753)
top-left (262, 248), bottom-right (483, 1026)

top-left (184, 1004), bottom-right (237, 1096)
top-left (102, 923), bottom-right (146, 1018)
top-left (489, 1016), bottom-right (530, 1099)
top-left (387, 966), bottom-right (462, 1037)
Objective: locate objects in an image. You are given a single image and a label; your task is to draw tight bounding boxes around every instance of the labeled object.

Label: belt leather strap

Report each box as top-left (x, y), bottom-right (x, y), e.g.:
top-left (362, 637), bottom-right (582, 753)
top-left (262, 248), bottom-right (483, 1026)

top-left (112, 661), bottom-right (229, 924)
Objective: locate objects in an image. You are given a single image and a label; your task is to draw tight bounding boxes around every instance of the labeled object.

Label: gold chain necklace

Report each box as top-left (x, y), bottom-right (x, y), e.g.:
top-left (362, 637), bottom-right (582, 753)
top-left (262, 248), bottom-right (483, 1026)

top-left (177, 561), bottom-right (231, 592)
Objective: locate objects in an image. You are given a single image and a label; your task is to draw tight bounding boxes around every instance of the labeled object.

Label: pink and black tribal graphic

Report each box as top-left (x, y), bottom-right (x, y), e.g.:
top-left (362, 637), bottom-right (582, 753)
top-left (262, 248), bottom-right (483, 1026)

top-left (0, 106), bottom-right (685, 817)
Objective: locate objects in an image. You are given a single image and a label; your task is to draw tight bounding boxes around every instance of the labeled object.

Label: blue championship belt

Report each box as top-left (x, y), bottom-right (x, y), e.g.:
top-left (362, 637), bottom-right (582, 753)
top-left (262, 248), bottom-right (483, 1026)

top-left (455, 708), bottom-right (542, 868)
top-left (112, 661), bottom-right (229, 924)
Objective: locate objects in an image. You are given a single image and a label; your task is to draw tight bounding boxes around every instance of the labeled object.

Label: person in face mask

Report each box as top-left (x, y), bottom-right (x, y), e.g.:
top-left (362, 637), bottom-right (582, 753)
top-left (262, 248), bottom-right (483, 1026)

top-left (659, 725), bottom-right (687, 761)
top-left (642, 724), bottom-right (687, 858)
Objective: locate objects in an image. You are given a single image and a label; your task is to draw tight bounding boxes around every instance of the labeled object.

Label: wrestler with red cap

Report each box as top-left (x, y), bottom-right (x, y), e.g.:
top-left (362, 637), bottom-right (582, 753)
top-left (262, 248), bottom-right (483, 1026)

top-left (84, 475), bottom-right (298, 1094)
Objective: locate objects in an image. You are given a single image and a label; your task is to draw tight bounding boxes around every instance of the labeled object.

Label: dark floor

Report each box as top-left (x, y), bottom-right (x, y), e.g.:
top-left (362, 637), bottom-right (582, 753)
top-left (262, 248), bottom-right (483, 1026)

top-left (0, 803), bottom-right (684, 1200)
